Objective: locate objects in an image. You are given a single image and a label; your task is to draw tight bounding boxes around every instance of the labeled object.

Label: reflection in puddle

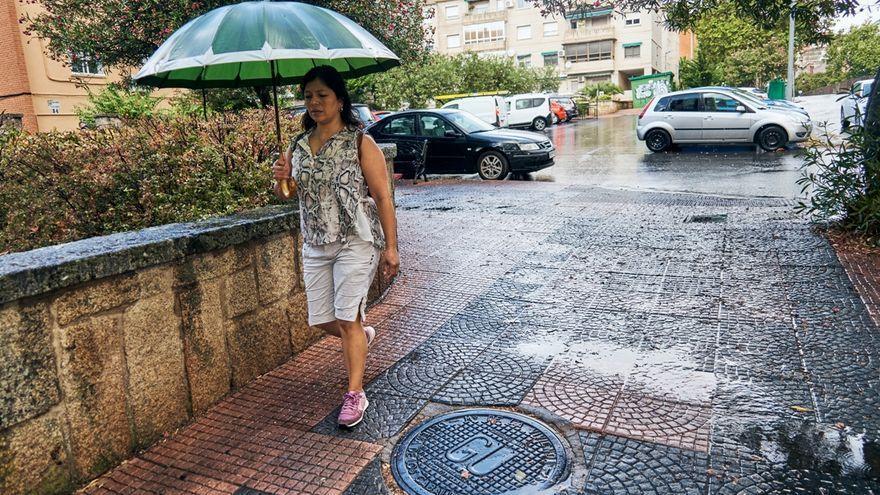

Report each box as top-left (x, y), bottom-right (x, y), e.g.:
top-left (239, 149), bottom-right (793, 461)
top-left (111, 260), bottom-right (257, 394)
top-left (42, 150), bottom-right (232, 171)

top-left (735, 420), bottom-right (880, 481)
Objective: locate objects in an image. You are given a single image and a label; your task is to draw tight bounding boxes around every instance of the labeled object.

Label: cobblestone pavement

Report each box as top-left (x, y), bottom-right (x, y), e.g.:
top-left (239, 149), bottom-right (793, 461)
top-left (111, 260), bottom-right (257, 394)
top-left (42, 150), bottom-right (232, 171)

top-left (81, 179), bottom-right (880, 494)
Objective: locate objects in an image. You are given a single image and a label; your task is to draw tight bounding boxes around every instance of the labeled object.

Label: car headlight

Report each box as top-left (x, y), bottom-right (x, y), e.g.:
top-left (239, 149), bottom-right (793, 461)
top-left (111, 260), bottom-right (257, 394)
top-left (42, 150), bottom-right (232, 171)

top-left (519, 143), bottom-right (540, 151)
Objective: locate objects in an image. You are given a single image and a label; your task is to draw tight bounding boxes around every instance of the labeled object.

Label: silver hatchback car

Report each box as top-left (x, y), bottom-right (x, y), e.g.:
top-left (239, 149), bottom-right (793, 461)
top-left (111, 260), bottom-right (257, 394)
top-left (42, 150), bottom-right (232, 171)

top-left (636, 89), bottom-right (812, 152)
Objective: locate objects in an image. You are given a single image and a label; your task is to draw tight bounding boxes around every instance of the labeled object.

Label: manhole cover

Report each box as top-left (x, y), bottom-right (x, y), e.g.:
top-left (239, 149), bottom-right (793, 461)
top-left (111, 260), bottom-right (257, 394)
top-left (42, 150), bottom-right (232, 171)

top-left (391, 409), bottom-right (569, 495)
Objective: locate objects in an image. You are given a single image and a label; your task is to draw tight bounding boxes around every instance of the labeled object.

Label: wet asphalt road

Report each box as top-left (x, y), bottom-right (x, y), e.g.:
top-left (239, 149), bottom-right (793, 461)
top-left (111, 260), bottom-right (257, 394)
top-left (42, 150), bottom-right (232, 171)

top-left (506, 93), bottom-right (840, 199)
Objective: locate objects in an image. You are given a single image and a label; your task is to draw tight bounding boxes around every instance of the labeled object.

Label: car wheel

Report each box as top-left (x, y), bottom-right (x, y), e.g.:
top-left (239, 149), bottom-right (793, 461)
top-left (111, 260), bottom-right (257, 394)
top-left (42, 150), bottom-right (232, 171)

top-left (531, 117), bottom-right (547, 131)
top-left (645, 129), bottom-right (671, 152)
top-left (757, 125), bottom-right (787, 151)
top-left (551, 114), bottom-right (559, 125)
top-left (477, 151), bottom-right (509, 180)
top-left (841, 109), bottom-right (850, 131)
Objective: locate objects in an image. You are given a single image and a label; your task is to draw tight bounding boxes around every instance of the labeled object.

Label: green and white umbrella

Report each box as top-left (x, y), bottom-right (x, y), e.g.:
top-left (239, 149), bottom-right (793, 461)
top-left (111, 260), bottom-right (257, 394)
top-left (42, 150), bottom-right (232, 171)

top-left (134, 0), bottom-right (400, 158)
top-left (134, 1), bottom-right (400, 89)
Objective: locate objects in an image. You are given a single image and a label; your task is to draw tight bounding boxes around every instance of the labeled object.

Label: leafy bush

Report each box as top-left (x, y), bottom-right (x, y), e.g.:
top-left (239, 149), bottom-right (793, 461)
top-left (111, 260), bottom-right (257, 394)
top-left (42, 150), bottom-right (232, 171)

top-left (76, 84), bottom-right (160, 126)
top-left (578, 82), bottom-right (622, 101)
top-left (797, 123), bottom-right (880, 236)
top-left (0, 110), bottom-right (301, 254)
top-left (796, 71), bottom-right (836, 93)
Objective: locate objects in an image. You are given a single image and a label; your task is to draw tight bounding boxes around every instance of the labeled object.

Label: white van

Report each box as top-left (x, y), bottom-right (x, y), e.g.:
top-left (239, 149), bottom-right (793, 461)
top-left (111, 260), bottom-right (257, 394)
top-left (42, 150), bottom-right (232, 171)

top-left (441, 96), bottom-right (508, 127)
top-left (506, 93), bottom-right (553, 131)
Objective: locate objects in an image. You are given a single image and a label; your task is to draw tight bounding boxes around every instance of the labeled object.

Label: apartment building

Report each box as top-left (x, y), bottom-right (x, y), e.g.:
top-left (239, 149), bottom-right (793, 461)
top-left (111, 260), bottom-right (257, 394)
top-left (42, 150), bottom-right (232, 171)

top-left (425, 0), bottom-right (683, 97)
top-left (0, 1), bottom-right (159, 132)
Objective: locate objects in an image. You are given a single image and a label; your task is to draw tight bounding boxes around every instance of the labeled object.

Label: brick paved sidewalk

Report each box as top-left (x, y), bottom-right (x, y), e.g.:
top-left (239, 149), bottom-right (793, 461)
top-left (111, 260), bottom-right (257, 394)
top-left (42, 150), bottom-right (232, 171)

top-left (81, 182), bottom-right (880, 494)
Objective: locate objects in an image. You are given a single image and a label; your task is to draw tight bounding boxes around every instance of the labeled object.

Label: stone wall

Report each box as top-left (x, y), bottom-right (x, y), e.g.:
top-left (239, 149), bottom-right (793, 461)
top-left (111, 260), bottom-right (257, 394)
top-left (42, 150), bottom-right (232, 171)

top-left (0, 145), bottom-right (396, 494)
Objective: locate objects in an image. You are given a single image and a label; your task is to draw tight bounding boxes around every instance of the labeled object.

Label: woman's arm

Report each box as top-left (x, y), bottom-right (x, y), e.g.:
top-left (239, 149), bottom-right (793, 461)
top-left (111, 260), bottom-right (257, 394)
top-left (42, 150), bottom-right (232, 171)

top-left (359, 134), bottom-right (399, 278)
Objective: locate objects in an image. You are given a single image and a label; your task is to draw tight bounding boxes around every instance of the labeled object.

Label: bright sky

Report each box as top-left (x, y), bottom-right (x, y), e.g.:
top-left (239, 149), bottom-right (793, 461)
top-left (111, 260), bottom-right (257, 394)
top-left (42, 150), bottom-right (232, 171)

top-left (833, 0), bottom-right (880, 32)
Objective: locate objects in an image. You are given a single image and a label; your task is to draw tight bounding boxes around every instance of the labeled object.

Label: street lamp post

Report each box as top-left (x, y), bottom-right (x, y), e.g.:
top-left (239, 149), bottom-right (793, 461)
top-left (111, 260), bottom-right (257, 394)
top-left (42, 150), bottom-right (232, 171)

top-left (786, 0), bottom-right (796, 99)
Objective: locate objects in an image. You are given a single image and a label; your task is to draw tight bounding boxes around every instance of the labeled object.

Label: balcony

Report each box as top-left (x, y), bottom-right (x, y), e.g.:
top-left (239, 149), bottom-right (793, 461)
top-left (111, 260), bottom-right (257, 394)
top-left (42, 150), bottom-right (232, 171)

top-left (463, 39), bottom-right (507, 52)
top-left (463, 9), bottom-right (508, 24)
top-left (563, 25), bottom-right (616, 43)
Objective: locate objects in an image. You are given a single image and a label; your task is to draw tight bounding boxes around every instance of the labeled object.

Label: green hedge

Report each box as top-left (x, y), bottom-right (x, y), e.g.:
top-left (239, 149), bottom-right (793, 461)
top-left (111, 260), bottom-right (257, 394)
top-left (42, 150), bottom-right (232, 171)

top-left (0, 110), bottom-right (301, 254)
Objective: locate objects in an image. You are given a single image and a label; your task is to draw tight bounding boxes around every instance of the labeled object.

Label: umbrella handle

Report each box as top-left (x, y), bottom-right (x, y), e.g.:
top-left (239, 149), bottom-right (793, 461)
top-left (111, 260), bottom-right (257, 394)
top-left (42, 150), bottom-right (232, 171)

top-left (271, 61), bottom-right (293, 198)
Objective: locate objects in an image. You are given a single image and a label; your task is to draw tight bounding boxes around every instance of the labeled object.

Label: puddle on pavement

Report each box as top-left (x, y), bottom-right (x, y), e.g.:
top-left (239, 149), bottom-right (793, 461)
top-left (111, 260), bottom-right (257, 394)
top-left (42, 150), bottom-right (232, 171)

top-left (555, 340), bottom-right (716, 403)
top-left (735, 420), bottom-right (880, 481)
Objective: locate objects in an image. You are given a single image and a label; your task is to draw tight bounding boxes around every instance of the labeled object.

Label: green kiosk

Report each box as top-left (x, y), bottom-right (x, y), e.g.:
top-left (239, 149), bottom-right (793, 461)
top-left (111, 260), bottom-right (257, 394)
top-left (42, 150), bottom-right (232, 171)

top-left (629, 71), bottom-right (674, 109)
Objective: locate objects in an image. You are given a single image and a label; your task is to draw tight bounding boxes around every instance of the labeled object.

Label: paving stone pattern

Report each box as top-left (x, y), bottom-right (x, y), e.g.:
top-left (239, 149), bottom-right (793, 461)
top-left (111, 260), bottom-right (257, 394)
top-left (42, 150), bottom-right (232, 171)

top-left (81, 181), bottom-right (880, 494)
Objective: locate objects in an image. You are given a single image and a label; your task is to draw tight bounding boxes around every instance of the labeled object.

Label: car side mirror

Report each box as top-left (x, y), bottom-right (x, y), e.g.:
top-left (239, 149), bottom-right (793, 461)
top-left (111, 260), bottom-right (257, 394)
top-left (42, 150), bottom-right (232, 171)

top-left (444, 129), bottom-right (459, 137)
top-left (736, 105), bottom-right (746, 113)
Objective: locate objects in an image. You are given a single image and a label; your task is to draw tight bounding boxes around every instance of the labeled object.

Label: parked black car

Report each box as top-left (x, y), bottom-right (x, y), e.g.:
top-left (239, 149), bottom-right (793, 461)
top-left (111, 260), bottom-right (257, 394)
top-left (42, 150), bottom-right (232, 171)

top-left (366, 109), bottom-right (555, 180)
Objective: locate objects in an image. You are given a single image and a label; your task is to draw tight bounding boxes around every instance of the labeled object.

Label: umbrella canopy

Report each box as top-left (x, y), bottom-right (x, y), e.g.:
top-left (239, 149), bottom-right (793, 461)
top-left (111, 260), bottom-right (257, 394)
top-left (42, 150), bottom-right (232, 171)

top-left (134, 1), bottom-right (400, 88)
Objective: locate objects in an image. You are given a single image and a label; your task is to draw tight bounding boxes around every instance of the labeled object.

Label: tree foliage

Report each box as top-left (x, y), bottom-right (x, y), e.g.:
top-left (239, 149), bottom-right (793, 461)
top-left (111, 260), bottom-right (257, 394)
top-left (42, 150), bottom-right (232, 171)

top-left (21, 0), bottom-right (431, 71)
top-left (348, 53), bottom-right (560, 109)
top-left (677, 3), bottom-right (789, 88)
top-left (826, 23), bottom-right (880, 80)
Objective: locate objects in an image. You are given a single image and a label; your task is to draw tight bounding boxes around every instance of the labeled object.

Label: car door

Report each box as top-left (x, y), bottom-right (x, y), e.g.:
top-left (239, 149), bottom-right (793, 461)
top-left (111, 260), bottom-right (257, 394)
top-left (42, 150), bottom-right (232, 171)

top-left (417, 114), bottom-right (468, 173)
top-left (372, 114), bottom-right (420, 174)
top-left (662, 93), bottom-right (702, 141)
top-left (701, 92), bottom-right (753, 142)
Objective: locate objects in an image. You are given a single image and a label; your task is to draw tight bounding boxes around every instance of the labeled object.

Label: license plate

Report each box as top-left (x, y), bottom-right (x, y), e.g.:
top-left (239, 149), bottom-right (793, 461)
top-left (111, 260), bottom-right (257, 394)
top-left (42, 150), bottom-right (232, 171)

top-left (549, 150), bottom-right (556, 159)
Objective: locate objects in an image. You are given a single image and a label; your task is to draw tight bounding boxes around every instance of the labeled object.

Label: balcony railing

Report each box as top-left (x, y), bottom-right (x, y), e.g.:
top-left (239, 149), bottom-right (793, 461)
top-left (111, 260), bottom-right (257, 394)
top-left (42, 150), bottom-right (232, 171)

top-left (463, 9), bottom-right (508, 24)
top-left (562, 25), bottom-right (616, 43)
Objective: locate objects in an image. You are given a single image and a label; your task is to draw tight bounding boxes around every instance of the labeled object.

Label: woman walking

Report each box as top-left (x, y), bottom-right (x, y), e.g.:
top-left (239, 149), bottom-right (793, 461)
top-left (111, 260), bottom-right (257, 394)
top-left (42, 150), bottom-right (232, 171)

top-left (272, 66), bottom-right (399, 427)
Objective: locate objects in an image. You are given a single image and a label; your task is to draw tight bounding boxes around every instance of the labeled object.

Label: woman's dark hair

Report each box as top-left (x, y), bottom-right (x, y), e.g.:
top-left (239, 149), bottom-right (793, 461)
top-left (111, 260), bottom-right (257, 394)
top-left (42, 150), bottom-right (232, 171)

top-left (299, 65), bottom-right (359, 130)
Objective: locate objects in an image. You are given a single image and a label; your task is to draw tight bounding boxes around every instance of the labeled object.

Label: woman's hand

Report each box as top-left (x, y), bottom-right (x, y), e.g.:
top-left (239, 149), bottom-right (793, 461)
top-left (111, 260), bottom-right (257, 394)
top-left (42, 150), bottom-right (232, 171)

top-left (272, 149), bottom-right (292, 181)
top-left (381, 247), bottom-right (400, 280)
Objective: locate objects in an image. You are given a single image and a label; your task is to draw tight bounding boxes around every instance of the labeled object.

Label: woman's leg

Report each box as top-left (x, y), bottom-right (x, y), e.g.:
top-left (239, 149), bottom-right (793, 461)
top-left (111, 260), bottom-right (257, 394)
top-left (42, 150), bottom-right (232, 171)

top-left (337, 316), bottom-right (368, 392)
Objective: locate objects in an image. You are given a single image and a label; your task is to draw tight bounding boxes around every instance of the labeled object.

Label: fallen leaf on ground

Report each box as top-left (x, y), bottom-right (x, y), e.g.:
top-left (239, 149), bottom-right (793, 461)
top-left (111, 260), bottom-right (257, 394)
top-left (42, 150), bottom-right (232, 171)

top-left (835, 422), bottom-right (846, 429)
top-left (515, 470), bottom-right (527, 481)
top-left (461, 470), bottom-right (471, 479)
top-left (791, 405), bottom-right (813, 413)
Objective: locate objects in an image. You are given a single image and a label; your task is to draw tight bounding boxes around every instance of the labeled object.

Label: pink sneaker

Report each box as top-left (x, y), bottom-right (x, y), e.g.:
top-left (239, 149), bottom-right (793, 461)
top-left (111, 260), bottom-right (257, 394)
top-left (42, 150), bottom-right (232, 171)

top-left (364, 326), bottom-right (376, 348)
top-left (338, 391), bottom-right (369, 427)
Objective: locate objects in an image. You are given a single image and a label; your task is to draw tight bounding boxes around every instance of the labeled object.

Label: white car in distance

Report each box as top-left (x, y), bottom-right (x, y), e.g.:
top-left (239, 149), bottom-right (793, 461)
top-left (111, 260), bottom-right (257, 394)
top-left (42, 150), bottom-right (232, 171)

top-left (840, 78), bottom-right (874, 130)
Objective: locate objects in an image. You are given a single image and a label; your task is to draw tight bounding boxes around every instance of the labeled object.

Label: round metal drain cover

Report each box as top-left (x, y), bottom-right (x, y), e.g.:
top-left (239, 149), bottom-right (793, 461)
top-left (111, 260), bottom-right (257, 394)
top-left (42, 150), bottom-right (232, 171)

top-left (391, 409), bottom-right (569, 494)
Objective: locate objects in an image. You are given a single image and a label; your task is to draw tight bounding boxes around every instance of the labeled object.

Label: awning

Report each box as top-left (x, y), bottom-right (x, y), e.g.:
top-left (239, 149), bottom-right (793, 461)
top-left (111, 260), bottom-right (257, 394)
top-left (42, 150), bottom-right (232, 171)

top-left (564, 8), bottom-right (613, 20)
top-left (622, 42), bottom-right (642, 48)
top-left (541, 50), bottom-right (559, 56)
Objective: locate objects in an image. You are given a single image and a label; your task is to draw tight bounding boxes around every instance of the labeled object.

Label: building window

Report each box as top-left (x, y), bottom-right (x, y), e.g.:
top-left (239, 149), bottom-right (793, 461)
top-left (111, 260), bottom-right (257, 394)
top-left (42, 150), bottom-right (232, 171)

top-left (517, 25), bottom-right (532, 40)
top-left (624, 45), bottom-right (641, 58)
top-left (472, 1), bottom-right (489, 14)
top-left (48, 100), bottom-right (61, 114)
top-left (70, 52), bottom-right (104, 75)
top-left (570, 20), bottom-right (578, 29)
top-left (516, 0), bottom-right (527, 8)
top-left (543, 53), bottom-right (559, 66)
top-left (625, 18), bottom-right (640, 25)
top-left (543, 22), bottom-right (558, 36)
top-left (447, 34), bottom-right (461, 48)
top-left (445, 4), bottom-right (460, 19)
top-left (464, 21), bottom-right (505, 44)
top-left (516, 54), bottom-right (531, 67)
top-left (564, 40), bottom-right (613, 63)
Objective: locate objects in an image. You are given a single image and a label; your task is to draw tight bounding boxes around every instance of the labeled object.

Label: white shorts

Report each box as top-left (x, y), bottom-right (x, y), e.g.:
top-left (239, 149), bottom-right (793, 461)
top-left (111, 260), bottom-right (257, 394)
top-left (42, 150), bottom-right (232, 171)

top-left (302, 238), bottom-right (381, 326)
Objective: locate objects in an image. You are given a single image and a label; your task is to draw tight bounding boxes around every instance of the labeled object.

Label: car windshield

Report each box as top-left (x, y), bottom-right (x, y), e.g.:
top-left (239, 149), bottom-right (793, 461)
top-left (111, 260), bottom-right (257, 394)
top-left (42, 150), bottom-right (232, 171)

top-left (729, 89), bottom-right (767, 108)
top-left (444, 110), bottom-right (495, 133)
top-left (863, 81), bottom-right (874, 95)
